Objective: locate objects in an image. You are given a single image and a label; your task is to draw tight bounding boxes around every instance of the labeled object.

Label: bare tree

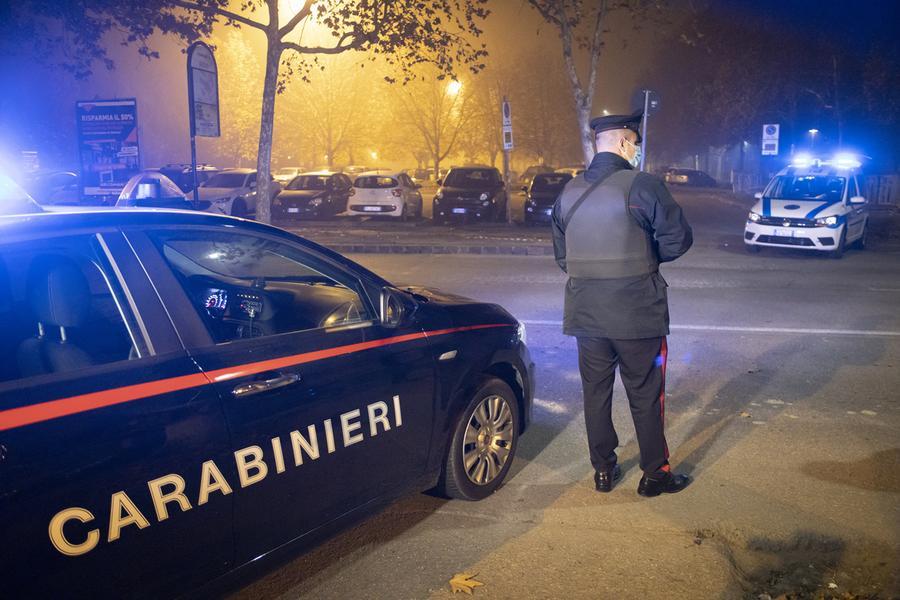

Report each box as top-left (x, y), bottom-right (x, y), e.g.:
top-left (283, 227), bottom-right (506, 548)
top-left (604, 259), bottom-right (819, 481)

top-left (525, 0), bottom-right (660, 166)
top-left (394, 74), bottom-right (475, 176)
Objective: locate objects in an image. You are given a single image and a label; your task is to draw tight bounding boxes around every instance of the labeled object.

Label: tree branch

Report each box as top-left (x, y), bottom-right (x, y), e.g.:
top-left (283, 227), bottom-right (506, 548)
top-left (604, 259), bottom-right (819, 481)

top-left (167, 0), bottom-right (267, 32)
top-left (278, 1), bottom-right (312, 38)
top-left (282, 32), bottom-right (360, 55)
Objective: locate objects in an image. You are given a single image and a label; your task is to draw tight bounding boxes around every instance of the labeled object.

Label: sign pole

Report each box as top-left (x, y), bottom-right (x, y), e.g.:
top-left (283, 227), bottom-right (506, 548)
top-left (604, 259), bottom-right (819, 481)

top-left (186, 41), bottom-right (220, 210)
top-left (640, 90), bottom-right (650, 172)
top-left (501, 96), bottom-right (513, 223)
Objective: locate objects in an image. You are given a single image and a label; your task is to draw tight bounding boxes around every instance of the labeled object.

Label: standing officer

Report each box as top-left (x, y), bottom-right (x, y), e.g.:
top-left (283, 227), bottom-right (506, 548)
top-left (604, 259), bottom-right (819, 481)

top-left (551, 109), bottom-right (693, 497)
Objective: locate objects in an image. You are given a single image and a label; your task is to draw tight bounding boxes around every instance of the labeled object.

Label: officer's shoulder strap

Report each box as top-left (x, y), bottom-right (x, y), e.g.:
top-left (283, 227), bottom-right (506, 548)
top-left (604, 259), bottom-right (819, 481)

top-left (562, 168), bottom-right (639, 230)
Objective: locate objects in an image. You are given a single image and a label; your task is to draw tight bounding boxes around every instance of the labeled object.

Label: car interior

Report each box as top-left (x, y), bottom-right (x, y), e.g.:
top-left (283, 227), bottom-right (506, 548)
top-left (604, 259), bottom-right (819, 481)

top-left (0, 243), bottom-right (137, 386)
top-left (152, 233), bottom-right (371, 344)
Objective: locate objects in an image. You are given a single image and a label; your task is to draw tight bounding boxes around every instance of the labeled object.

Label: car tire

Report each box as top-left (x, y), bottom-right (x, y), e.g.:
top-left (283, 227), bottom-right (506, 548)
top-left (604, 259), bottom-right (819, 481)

top-left (831, 228), bottom-right (847, 259)
top-left (745, 243), bottom-right (761, 254)
top-left (438, 377), bottom-right (520, 501)
top-left (231, 198), bottom-right (248, 219)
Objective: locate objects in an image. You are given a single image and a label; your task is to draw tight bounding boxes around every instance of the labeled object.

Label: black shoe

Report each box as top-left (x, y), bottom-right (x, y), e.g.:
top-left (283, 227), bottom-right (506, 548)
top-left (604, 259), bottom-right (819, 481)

top-left (637, 471), bottom-right (691, 497)
top-left (594, 465), bottom-right (622, 493)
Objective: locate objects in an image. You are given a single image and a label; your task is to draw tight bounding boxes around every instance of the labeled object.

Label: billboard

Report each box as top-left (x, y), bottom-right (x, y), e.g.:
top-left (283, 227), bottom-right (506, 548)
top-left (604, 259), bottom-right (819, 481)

top-left (76, 99), bottom-right (141, 199)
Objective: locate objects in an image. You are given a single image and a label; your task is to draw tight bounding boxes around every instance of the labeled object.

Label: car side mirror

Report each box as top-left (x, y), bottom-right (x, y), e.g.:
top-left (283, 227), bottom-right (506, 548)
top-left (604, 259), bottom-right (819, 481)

top-left (521, 185), bottom-right (528, 192)
top-left (436, 179), bottom-right (443, 186)
top-left (849, 195), bottom-right (866, 205)
top-left (754, 192), bottom-right (763, 199)
top-left (380, 287), bottom-right (417, 329)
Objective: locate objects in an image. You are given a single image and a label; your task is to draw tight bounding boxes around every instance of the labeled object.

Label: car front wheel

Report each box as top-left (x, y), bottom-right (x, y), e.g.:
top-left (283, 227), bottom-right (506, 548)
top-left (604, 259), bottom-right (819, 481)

top-left (438, 377), bottom-right (520, 500)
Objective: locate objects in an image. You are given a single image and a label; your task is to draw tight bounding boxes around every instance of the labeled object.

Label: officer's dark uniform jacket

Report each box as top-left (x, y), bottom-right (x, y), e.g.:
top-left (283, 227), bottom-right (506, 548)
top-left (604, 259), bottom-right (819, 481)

top-left (551, 152), bottom-right (693, 339)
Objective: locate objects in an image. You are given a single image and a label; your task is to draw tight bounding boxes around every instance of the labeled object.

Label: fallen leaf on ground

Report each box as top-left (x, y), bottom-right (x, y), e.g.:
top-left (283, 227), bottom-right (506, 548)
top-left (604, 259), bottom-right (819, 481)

top-left (740, 411), bottom-right (752, 418)
top-left (450, 573), bottom-right (484, 594)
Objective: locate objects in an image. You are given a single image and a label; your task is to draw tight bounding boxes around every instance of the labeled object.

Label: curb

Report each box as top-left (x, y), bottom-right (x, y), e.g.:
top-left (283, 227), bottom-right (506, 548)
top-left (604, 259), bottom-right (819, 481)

top-left (323, 244), bottom-right (555, 255)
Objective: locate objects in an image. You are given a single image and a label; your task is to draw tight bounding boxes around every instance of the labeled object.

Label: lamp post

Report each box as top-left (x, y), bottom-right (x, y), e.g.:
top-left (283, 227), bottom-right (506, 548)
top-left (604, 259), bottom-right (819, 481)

top-left (808, 128), bottom-right (819, 151)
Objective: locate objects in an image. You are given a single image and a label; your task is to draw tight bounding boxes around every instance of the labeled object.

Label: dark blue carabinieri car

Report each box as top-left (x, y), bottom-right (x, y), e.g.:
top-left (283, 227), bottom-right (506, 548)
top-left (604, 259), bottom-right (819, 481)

top-left (523, 172), bottom-right (574, 226)
top-left (0, 204), bottom-right (533, 598)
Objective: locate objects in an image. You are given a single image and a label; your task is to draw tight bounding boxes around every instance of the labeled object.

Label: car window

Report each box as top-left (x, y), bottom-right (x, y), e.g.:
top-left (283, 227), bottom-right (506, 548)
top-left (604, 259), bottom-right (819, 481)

top-left (444, 169), bottom-right (499, 188)
top-left (202, 173), bottom-right (247, 188)
top-left (765, 175), bottom-right (846, 202)
top-left (0, 235), bottom-right (140, 386)
top-left (287, 175), bottom-right (328, 191)
top-left (355, 176), bottom-right (398, 189)
top-left (147, 229), bottom-right (373, 344)
top-left (848, 177), bottom-right (859, 198)
top-left (532, 173), bottom-right (572, 191)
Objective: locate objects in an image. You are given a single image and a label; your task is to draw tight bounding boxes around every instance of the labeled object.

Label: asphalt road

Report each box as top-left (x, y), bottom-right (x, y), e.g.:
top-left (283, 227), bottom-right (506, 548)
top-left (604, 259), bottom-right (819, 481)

top-left (231, 190), bottom-right (900, 599)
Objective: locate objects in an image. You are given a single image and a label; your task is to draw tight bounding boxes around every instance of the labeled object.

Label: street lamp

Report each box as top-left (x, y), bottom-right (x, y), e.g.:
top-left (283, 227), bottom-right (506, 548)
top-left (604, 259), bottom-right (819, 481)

top-left (602, 109), bottom-right (610, 116)
top-left (370, 151), bottom-right (378, 161)
top-left (446, 80), bottom-right (462, 96)
top-left (808, 128), bottom-right (819, 150)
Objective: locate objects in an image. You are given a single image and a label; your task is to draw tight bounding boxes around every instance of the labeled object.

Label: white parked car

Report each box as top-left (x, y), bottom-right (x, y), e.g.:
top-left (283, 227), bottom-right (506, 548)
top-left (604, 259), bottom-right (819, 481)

top-left (115, 170), bottom-right (193, 210)
top-left (744, 154), bottom-right (868, 258)
top-left (273, 166), bottom-right (304, 184)
top-left (348, 171), bottom-right (423, 220)
top-left (196, 168), bottom-right (281, 219)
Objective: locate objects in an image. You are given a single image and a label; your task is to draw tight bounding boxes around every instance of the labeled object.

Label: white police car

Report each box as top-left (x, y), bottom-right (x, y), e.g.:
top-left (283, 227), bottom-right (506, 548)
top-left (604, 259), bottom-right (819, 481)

top-left (744, 154), bottom-right (868, 258)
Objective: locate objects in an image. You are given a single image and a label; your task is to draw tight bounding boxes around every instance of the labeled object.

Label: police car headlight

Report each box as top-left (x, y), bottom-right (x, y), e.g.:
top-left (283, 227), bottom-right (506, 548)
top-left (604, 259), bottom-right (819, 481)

top-left (748, 211), bottom-right (761, 222)
top-left (310, 198), bottom-right (323, 207)
top-left (815, 215), bottom-right (838, 226)
top-left (517, 322), bottom-right (527, 345)
top-left (480, 192), bottom-right (490, 201)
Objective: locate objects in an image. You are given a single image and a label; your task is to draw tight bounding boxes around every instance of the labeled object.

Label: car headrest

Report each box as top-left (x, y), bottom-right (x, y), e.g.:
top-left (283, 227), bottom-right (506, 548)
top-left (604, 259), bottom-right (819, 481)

top-left (27, 255), bottom-right (91, 328)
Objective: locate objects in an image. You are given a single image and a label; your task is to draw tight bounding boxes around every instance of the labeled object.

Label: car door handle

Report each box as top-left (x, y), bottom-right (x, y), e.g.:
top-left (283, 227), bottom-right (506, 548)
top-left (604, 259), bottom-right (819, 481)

top-left (232, 373), bottom-right (301, 398)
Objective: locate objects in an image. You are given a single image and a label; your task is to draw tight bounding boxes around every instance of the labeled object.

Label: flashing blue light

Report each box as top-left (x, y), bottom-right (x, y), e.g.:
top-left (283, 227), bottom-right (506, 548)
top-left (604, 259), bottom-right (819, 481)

top-left (791, 153), bottom-right (813, 168)
top-left (832, 153), bottom-right (861, 169)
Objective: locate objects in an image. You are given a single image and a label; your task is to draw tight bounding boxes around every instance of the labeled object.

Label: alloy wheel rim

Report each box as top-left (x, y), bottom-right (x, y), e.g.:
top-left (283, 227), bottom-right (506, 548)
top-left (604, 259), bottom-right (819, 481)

top-left (462, 394), bottom-right (514, 486)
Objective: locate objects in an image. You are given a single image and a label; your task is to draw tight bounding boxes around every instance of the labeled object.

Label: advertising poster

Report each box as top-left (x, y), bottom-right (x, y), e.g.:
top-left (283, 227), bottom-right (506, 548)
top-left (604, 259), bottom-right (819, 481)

top-left (76, 99), bottom-right (141, 199)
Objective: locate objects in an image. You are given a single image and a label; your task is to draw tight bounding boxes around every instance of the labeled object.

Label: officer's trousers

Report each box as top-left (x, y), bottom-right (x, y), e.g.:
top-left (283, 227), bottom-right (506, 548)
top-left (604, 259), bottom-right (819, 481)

top-left (576, 336), bottom-right (670, 475)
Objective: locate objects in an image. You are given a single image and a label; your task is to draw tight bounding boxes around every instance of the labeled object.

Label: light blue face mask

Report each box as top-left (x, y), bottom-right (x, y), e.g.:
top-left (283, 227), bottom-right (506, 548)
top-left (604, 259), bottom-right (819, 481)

top-left (623, 138), bottom-right (642, 168)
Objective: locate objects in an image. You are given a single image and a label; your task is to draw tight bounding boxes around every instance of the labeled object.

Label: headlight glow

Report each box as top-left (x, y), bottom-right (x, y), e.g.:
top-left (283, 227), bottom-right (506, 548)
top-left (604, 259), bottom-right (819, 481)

top-left (480, 192), bottom-right (490, 201)
top-left (815, 215), bottom-right (838, 226)
top-left (517, 322), bottom-right (527, 345)
top-left (749, 212), bottom-right (761, 222)
top-left (310, 198), bottom-right (322, 207)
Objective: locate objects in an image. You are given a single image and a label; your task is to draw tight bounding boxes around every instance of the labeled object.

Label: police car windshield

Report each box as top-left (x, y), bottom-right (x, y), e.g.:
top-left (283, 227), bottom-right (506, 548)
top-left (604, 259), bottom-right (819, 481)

top-left (287, 176), bottom-right (328, 191)
top-left (444, 169), bottom-right (499, 188)
top-left (765, 175), bottom-right (846, 202)
top-left (532, 173), bottom-right (572, 191)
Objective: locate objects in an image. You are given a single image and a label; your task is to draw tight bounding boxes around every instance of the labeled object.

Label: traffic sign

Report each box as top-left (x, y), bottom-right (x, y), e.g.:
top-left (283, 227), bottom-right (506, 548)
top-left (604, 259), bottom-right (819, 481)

top-left (762, 123), bottom-right (779, 156)
top-left (501, 100), bottom-right (511, 127)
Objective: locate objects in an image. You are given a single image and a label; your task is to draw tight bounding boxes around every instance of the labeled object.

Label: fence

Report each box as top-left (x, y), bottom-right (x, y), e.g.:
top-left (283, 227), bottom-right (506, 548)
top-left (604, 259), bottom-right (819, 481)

top-left (863, 175), bottom-right (899, 209)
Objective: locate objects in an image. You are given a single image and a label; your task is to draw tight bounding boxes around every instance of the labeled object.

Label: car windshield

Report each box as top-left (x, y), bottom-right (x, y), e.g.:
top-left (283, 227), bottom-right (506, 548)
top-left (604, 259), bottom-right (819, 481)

top-left (288, 175), bottom-right (328, 191)
top-left (532, 173), bottom-right (572, 192)
top-left (444, 169), bottom-right (498, 188)
top-left (0, 174), bottom-right (42, 214)
top-left (765, 175), bottom-right (846, 201)
top-left (202, 173), bottom-right (248, 188)
top-left (355, 176), bottom-right (398, 189)
top-left (275, 168), bottom-right (298, 176)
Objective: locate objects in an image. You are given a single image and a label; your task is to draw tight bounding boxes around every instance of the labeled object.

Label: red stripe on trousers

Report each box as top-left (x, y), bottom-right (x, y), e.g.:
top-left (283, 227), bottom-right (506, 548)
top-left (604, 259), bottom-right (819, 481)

top-left (660, 336), bottom-right (670, 465)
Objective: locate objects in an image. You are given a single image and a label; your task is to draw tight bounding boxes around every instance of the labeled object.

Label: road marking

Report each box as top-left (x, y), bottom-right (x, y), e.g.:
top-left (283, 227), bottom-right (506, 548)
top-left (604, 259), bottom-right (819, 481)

top-left (520, 320), bottom-right (900, 337)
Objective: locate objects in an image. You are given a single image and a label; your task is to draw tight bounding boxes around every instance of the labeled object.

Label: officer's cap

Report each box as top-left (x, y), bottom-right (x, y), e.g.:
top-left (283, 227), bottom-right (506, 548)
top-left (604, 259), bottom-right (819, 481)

top-left (590, 109), bottom-right (643, 143)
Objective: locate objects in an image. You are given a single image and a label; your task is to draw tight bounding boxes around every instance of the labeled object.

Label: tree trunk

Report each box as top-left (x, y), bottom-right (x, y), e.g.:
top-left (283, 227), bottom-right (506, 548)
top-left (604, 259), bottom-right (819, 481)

top-left (255, 36), bottom-right (281, 224)
top-left (577, 104), bottom-right (593, 166)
